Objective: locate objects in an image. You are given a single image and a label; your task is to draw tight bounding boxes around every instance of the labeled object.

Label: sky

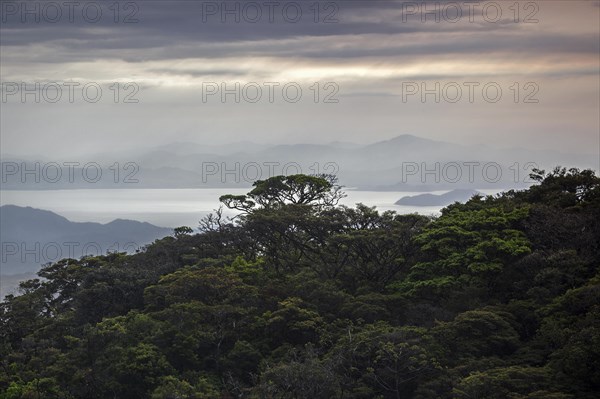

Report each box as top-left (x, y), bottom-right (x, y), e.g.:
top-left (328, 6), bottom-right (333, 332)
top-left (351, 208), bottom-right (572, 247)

top-left (0, 0), bottom-right (599, 161)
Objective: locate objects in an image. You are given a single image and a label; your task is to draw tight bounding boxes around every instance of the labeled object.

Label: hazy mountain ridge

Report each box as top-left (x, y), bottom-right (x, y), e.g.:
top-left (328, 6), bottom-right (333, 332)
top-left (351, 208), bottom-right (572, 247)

top-left (1, 135), bottom-right (596, 191)
top-left (0, 205), bottom-right (172, 276)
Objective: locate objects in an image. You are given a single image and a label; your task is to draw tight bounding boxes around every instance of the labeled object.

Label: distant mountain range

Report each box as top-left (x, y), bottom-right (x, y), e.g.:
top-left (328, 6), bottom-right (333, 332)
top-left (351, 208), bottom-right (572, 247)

top-left (395, 189), bottom-right (480, 206)
top-left (0, 205), bottom-right (171, 277)
top-left (1, 134), bottom-right (597, 191)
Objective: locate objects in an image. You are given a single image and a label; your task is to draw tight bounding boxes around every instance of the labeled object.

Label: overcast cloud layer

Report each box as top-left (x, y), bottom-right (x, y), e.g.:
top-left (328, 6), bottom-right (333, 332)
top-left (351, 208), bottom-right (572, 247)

top-left (0, 0), bottom-right (599, 163)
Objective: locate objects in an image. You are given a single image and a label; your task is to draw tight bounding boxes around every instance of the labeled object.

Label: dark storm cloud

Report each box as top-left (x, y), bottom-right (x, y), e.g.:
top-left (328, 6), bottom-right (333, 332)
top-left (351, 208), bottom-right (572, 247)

top-left (0, 2), bottom-right (563, 48)
top-left (2, 1), bottom-right (598, 68)
top-left (0, 0), bottom-right (415, 45)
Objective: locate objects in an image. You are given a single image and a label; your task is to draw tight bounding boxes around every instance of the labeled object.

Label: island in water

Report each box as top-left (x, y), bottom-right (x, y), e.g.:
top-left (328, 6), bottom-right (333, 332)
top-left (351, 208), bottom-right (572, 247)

top-left (396, 189), bottom-right (480, 206)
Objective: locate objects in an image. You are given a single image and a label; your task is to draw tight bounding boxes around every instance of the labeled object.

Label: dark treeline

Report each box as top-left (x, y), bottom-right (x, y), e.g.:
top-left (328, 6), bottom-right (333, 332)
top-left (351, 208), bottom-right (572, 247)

top-left (1, 167), bottom-right (599, 398)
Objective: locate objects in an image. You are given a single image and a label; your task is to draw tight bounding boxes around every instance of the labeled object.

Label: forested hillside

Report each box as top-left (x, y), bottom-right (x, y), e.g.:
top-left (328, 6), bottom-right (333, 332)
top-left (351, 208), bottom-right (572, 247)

top-left (1, 167), bottom-right (599, 399)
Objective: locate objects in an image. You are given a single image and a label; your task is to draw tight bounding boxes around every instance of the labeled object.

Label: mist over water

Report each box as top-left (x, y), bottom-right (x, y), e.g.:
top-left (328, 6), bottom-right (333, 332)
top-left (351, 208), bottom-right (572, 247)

top-left (1, 188), bottom-right (499, 227)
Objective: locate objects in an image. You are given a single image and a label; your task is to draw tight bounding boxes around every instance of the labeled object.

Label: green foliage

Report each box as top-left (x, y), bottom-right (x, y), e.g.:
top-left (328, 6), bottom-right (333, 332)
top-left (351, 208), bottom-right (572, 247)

top-left (1, 168), bottom-right (598, 398)
top-left (256, 346), bottom-right (340, 399)
top-left (220, 173), bottom-right (345, 213)
top-left (433, 310), bottom-right (520, 361)
top-left (453, 366), bottom-right (558, 399)
top-left (150, 375), bottom-right (220, 399)
top-left (173, 226), bottom-right (194, 238)
top-left (400, 204), bottom-right (531, 309)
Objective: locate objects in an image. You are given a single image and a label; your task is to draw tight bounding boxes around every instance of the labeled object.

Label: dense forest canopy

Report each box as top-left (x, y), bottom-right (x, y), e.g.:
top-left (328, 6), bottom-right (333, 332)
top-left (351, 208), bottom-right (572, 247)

top-left (1, 167), bottom-right (599, 398)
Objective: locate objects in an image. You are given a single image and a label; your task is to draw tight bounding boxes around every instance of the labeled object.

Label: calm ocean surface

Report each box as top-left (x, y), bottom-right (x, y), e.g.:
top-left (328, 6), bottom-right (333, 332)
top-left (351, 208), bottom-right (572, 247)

top-left (0, 188), bottom-right (502, 228)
